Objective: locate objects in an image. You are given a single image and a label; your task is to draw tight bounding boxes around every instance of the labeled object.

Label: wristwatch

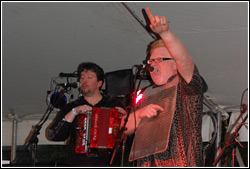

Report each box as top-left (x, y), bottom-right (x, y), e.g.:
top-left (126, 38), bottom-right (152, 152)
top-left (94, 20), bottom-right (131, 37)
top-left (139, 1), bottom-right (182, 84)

top-left (72, 108), bottom-right (79, 116)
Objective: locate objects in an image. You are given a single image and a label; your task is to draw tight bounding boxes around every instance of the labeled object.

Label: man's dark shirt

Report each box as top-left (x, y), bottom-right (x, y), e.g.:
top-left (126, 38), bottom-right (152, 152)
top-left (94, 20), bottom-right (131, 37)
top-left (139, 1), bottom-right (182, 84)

top-left (47, 95), bottom-right (125, 166)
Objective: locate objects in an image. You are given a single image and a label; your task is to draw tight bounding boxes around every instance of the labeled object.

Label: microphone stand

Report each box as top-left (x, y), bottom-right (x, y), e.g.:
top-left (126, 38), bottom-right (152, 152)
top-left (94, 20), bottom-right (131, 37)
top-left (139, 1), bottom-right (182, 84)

top-left (110, 66), bottom-right (144, 166)
top-left (109, 114), bottom-right (130, 166)
top-left (213, 113), bottom-right (248, 167)
top-left (24, 104), bottom-right (57, 166)
top-left (13, 89), bottom-right (66, 166)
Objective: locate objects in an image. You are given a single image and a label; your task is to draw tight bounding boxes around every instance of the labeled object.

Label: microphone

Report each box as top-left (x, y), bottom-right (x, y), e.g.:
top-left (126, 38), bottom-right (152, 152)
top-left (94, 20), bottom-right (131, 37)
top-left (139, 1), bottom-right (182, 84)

top-left (135, 64), bottom-right (158, 73)
top-left (57, 82), bottom-right (81, 89)
top-left (59, 72), bottom-right (78, 78)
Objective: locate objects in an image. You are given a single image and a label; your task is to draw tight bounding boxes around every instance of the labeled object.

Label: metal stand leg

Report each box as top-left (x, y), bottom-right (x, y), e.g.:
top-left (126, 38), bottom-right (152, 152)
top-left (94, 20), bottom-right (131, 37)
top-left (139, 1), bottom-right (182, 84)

top-left (236, 147), bottom-right (245, 167)
top-left (214, 112), bottom-right (222, 167)
top-left (121, 135), bottom-right (127, 166)
top-left (30, 143), bottom-right (37, 166)
top-left (7, 113), bottom-right (20, 164)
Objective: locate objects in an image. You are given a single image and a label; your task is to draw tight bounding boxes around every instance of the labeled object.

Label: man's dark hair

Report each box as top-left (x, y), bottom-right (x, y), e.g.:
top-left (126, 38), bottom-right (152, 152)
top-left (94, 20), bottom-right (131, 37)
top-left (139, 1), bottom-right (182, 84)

top-left (77, 62), bottom-right (105, 84)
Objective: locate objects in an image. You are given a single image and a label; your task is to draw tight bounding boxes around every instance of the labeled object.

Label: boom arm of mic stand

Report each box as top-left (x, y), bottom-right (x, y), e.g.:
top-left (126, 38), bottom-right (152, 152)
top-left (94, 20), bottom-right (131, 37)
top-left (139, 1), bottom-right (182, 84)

top-left (121, 2), bottom-right (159, 40)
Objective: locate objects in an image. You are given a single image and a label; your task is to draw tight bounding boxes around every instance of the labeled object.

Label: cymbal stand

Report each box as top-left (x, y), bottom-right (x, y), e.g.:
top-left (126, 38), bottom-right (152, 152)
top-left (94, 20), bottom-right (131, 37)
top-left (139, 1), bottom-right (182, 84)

top-left (213, 114), bottom-right (248, 166)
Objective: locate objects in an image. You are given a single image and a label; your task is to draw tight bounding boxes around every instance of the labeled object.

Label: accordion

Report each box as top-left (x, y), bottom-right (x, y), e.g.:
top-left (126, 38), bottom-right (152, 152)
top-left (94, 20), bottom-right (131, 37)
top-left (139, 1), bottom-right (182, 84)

top-left (75, 107), bottom-right (122, 154)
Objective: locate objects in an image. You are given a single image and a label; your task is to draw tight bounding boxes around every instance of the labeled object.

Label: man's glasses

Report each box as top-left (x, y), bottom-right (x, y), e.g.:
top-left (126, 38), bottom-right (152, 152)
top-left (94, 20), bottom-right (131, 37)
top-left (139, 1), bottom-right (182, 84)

top-left (147, 57), bottom-right (173, 65)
